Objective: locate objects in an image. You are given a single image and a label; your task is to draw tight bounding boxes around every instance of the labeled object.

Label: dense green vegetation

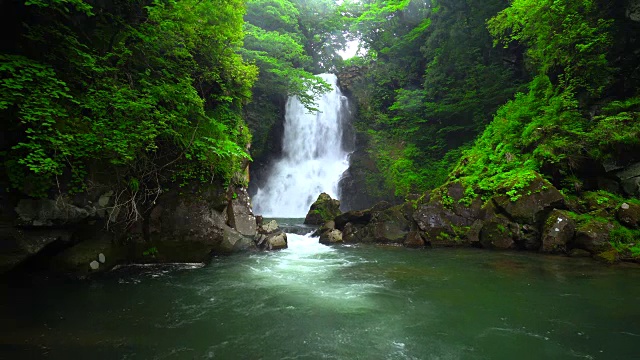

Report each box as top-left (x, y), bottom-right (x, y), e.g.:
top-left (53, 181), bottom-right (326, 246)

top-left (1, 0), bottom-right (258, 204)
top-left (341, 0), bottom-right (525, 195)
top-left (341, 0), bottom-right (640, 202)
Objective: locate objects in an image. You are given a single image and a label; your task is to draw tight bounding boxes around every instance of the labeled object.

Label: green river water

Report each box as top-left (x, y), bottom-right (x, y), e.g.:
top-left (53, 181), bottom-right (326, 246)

top-left (2, 220), bottom-right (640, 359)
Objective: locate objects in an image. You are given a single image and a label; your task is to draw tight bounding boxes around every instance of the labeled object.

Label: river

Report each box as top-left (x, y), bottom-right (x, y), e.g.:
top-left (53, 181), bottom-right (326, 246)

top-left (2, 221), bottom-right (640, 359)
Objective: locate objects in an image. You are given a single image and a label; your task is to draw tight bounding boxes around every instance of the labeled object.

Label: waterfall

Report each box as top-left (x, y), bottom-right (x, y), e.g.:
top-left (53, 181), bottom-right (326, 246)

top-left (252, 74), bottom-right (350, 218)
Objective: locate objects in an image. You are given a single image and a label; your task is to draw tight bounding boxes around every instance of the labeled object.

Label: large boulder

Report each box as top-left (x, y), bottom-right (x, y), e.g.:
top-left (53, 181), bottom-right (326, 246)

top-left (365, 204), bottom-right (411, 244)
top-left (540, 210), bottom-right (576, 253)
top-left (255, 219), bottom-right (287, 250)
top-left (491, 172), bottom-right (565, 225)
top-left (14, 197), bottom-right (93, 226)
top-left (50, 232), bottom-right (123, 275)
top-left (146, 183), bottom-right (256, 258)
top-left (616, 162), bottom-right (640, 197)
top-left (227, 186), bottom-right (257, 237)
top-left (617, 202), bottom-right (640, 229)
top-left (335, 209), bottom-right (373, 230)
top-left (571, 218), bottom-right (616, 262)
top-left (319, 229), bottom-right (343, 244)
top-left (403, 231), bottom-right (426, 248)
top-left (0, 227), bottom-right (73, 273)
top-left (304, 193), bottom-right (342, 225)
top-left (479, 215), bottom-right (517, 250)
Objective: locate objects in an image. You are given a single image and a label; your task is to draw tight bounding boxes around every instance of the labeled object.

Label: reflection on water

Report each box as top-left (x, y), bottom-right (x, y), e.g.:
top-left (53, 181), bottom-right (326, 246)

top-left (2, 232), bottom-right (640, 359)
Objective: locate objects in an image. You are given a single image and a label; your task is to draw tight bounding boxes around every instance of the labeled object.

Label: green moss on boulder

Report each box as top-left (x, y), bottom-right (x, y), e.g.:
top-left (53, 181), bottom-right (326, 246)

top-left (304, 193), bottom-right (342, 225)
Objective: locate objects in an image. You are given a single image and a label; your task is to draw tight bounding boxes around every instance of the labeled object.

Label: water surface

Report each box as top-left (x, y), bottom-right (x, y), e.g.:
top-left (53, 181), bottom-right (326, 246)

top-left (2, 228), bottom-right (640, 359)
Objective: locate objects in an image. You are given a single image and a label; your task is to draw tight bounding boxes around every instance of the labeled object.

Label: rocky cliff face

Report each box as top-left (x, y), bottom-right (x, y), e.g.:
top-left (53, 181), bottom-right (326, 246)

top-left (314, 171), bottom-right (640, 264)
top-left (0, 177), bottom-right (285, 278)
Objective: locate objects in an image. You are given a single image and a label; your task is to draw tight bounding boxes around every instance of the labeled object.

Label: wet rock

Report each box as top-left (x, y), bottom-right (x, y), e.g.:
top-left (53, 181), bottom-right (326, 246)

top-left (366, 204), bottom-right (411, 244)
top-left (319, 229), bottom-right (343, 244)
top-left (227, 187), bottom-right (257, 237)
top-left (15, 197), bottom-right (92, 226)
top-left (259, 220), bottom-right (280, 234)
top-left (479, 215), bottom-right (517, 250)
top-left (404, 231), bottom-right (426, 248)
top-left (342, 222), bottom-right (373, 243)
top-left (0, 228), bottom-right (73, 273)
top-left (147, 182), bottom-right (256, 259)
top-left (266, 232), bottom-right (288, 250)
top-left (304, 193), bottom-right (342, 225)
top-left (491, 172), bottom-right (565, 225)
top-left (541, 210), bottom-right (576, 254)
top-left (335, 209), bottom-right (372, 230)
top-left (571, 218), bottom-right (615, 254)
top-left (616, 162), bottom-right (640, 197)
top-left (220, 227), bottom-right (253, 254)
top-left (51, 233), bottom-right (121, 275)
top-left (617, 202), bottom-right (640, 229)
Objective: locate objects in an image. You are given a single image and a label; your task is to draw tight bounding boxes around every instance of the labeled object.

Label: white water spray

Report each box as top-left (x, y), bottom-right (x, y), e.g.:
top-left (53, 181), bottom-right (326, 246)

top-left (252, 74), bottom-right (350, 217)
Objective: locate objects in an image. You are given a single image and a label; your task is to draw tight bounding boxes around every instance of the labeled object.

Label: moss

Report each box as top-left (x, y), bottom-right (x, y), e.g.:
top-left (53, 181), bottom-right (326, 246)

top-left (609, 224), bottom-right (640, 258)
top-left (595, 249), bottom-right (619, 264)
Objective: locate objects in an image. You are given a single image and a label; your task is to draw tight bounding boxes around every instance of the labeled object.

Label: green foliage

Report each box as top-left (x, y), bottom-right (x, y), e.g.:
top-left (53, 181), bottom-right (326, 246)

top-left (143, 246), bottom-right (159, 257)
top-left (610, 225), bottom-right (640, 258)
top-left (1, 0), bottom-right (257, 199)
top-left (488, 0), bottom-right (613, 96)
top-left (242, 0), bottom-right (336, 112)
top-left (342, 0), bottom-right (522, 197)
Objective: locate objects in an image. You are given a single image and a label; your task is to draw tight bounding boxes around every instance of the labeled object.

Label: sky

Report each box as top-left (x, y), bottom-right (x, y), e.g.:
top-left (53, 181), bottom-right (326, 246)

top-left (338, 40), bottom-right (361, 59)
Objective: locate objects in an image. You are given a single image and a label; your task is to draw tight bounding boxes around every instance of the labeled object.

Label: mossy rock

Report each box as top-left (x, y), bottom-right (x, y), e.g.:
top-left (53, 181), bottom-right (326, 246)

top-left (479, 215), bottom-right (516, 250)
top-left (571, 217), bottom-right (615, 255)
top-left (617, 202), bottom-right (640, 229)
top-left (304, 193), bottom-right (342, 225)
top-left (541, 209), bottom-right (576, 254)
top-left (492, 172), bottom-right (565, 225)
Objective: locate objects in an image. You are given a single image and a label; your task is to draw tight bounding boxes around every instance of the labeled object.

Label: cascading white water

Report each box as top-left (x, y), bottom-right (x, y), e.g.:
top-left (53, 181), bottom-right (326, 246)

top-left (252, 74), bottom-right (350, 218)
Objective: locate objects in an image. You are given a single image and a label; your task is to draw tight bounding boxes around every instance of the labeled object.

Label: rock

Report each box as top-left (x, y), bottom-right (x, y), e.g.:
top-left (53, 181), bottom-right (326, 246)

top-left (266, 232), bottom-right (288, 250)
top-left (0, 228), bottom-right (73, 273)
top-left (617, 202), bottom-right (640, 229)
top-left (51, 233), bottom-right (122, 275)
top-left (219, 227), bottom-right (253, 254)
top-left (227, 187), bottom-right (257, 237)
top-left (335, 209), bottom-right (372, 230)
top-left (571, 218), bottom-right (615, 254)
top-left (366, 204), bottom-right (411, 244)
top-left (616, 162), bottom-right (640, 197)
top-left (492, 172), bottom-right (565, 225)
top-left (412, 202), bottom-right (469, 245)
top-left (338, 135), bottom-right (400, 211)
top-left (304, 193), bottom-right (342, 225)
top-left (15, 197), bottom-right (91, 226)
top-left (628, 0), bottom-right (640, 22)
top-left (342, 222), bottom-right (373, 243)
top-left (479, 215), bottom-right (516, 250)
top-left (404, 231), bottom-right (426, 248)
top-left (89, 260), bottom-right (99, 270)
top-left (259, 220), bottom-right (279, 234)
top-left (323, 220), bottom-right (335, 230)
top-left (146, 181), bottom-right (256, 259)
top-left (319, 229), bottom-right (343, 244)
top-left (541, 210), bottom-right (576, 254)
